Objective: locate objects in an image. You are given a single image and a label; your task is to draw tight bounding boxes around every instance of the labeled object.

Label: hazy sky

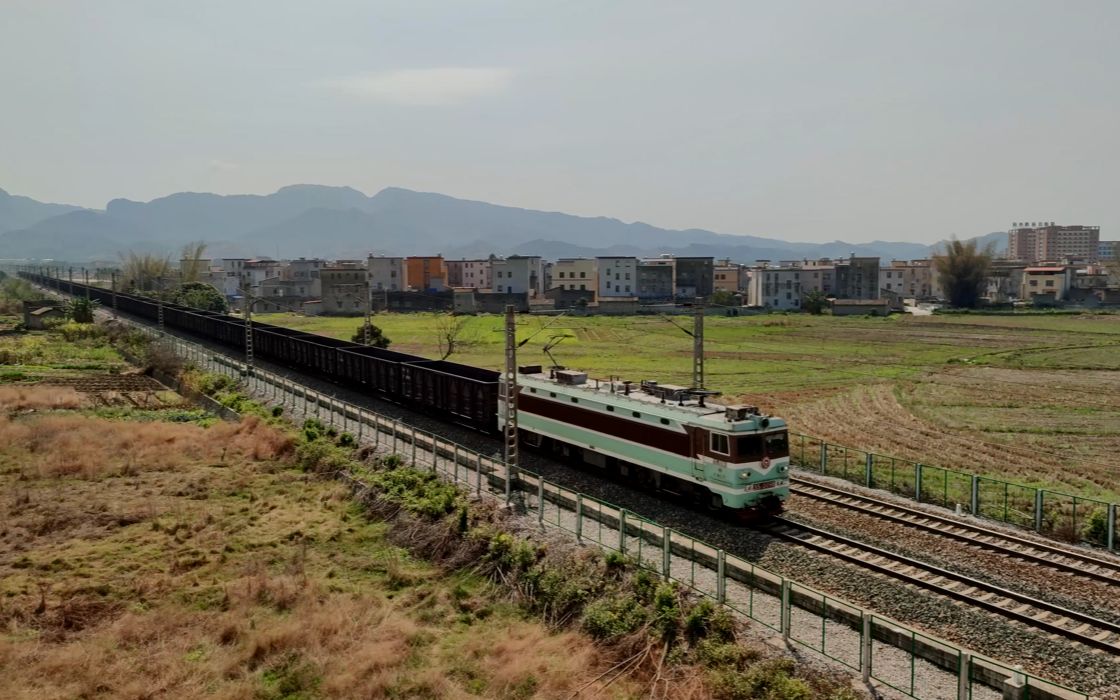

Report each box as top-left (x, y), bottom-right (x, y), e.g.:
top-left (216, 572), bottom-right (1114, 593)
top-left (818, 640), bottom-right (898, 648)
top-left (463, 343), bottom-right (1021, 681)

top-left (1, 1), bottom-right (1116, 244)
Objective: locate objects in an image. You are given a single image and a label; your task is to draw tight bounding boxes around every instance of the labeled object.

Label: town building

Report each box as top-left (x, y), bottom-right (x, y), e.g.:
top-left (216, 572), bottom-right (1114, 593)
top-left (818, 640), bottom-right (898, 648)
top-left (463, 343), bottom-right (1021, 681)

top-left (597, 256), bottom-right (638, 298)
top-left (713, 260), bottom-right (746, 293)
top-left (673, 257), bottom-right (715, 299)
top-left (799, 260), bottom-right (837, 297)
top-left (983, 261), bottom-right (1028, 304)
top-left (879, 260), bottom-right (935, 300)
top-left (746, 265), bottom-right (801, 310)
top-left (637, 259), bottom-right (675, 302)
top-left (367, 255), bottom-right (408, 292)
top-left (444, 259), bottom-right (492, 290)
top-left (490, 255), bottom-right (544, 296)
top-left (830, 299), bottom-right (891, 316)
top-left (551, 258), bottom-right (597, 295)
top-left (1007, 223), bottom-right (1101, 263)
top-left (1020, 266), bottom-right (1073, 303)
top-left (833, 256), bottom-right (880, 299)
top-left (282, 258), bottom-right (323, 297)
top-left (405, 256), bottom-right (448, 292)
top-left (1099, 241), bottom-right (1119, 263)
top-left (320, 261), bottom-right (369, 315)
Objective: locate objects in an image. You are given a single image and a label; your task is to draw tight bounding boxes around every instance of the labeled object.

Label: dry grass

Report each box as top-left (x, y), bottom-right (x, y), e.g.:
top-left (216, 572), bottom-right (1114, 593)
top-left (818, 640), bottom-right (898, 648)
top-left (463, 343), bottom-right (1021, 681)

top-left (0, 385), bottom-right (84, 412)
top-left (0, 403), bottom-right (655, 699)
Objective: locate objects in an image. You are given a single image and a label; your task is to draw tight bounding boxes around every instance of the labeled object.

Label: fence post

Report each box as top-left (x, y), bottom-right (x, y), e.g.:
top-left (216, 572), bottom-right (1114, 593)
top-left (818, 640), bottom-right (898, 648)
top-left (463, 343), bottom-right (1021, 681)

top-left (618, 509), bottom-right (627, 553)
top-left (861, 614), bottom-right (872, 684)
top-left (392, 420), bottom-right (398, 453)
top-left (476, 454), bottom-right (483, 496)
top-left (575, 495), bottom-right (584, 542)
top-left (716, 550), bottom-right (726, 604)
top-left (662, 526), bottom-right (671, 577)
top-left (864, 452), bottom-right (873, 488)
top-left (452, 444), bottom-right (459, 482)
top-left (1034, 490), bottom-right (1044, 533)
top-left (970, 475), bottom-right (979, 515)
top-left (1109, 503), bottom-right (1116, 552)
top-left (537, 478), bottom-right (545, 527)
top-left (357, 410), bottom-right (363, 442)
top-left (820, 443), bottom-right (828, 473)
top-left (957, 652), bottom-right (971, 700)
top-left (780, 580), bottom-right (791, 642)
top-left (411, 428), bottom-right (418, 466)
top-left (915, 463), bottom-right (923, 502)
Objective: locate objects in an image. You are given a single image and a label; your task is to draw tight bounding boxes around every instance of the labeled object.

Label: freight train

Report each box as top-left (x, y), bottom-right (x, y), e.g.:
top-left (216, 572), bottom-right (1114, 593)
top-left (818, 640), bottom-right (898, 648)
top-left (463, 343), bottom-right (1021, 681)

top-left (19, 272), bottom-right (790, 516)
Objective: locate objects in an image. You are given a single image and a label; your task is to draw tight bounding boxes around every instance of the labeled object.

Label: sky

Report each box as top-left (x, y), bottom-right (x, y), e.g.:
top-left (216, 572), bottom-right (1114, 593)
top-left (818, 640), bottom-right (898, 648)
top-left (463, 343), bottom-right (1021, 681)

top-left (1, 0), bottom-right (1116, 244)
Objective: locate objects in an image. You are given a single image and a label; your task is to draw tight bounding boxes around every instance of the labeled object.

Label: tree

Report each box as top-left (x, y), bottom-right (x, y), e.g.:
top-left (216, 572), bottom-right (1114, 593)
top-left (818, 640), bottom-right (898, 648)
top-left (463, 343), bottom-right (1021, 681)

top-left (708, 289), bottom-right (738, 307)
top-left (174, 281), bottom-right (228, 312)
top-left (351, 322), bottom-right (391, 348)
top-left (435, 315), bottom-right (476, 360)
top-left (933, 238), bottom-right (992, 308)
top-left (66, 296), bottom-right (99, 323)
top-left (179, 241), bottom-right (209, 283)
top-left (119, 251), bottom-right (173, 292)
top-left (802, 289), bottom-right (828, 315)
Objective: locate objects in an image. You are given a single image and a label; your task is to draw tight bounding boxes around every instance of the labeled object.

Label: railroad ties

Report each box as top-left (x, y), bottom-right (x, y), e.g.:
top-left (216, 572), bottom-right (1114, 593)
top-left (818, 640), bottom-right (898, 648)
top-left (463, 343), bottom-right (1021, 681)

top-left (765, 517), bottom-right (1120, 655)
top-left (790, 480), bottom-right (1120, 586)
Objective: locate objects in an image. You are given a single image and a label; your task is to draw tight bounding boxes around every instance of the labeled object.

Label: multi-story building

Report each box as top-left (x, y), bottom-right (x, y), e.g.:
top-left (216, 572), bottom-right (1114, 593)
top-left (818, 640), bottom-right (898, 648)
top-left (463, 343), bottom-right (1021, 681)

top-left (320, 261), bottom-right (368, 315)
top-left (983, 261), bottom-right (1027, 304)
top-left (405, 256), bottom-right (448, 292)
top-left (444, 259), bottom-right (493, 290)
top-left (551, 258), bottom-right (597, 295)
top-left (597, 256), bottom-right (638, 298)
top-left (1020, 266), bottom-right (1072, 302)
top-left (674, 257), bottom-right (715, 299)
top-left (799, 260), bottom-right (836, 297)
top-left (1099, 241), bottom-right (1119, 263)
top-left (713, 260), bottom-right (746, 293)
top-left (282, 258), bottom-right (323, 297)
top-left (834, 256), bottom-right (880, 299)
top-left (879, 259), bottom-right (935, 300)
top-left (490, 255), bottom-right (544, 296)
top-left (367, 255), bottom-right (408, 292)
top-left (1007, 223), bottom-right (1101, 263)
top-left (240, 259), bottom-right (287, 294)
top-left (746, 265), bottom-right (801, 310)
top-left (637, 259), bottom-right (675, 302)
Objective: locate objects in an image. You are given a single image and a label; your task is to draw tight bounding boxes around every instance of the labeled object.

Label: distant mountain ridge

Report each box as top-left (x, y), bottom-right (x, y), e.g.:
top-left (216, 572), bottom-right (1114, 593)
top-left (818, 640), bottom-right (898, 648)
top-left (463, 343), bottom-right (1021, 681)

top-left (0, 184), bottom-right (1005, 262)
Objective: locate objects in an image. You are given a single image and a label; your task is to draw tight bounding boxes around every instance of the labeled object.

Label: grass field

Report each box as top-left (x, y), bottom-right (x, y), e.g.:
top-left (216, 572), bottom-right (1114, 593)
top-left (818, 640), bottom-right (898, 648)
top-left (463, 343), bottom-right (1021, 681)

top-left (256, 310), bottom-right (1120, 502)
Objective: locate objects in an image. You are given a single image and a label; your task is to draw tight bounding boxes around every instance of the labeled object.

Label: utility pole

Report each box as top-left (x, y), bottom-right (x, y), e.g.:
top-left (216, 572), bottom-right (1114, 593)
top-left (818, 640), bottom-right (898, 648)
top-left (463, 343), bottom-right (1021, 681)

top-left (503, 304), bottom-right (519, 503)
top-left (82, 268), bottom-right (90, 297)
top-left (364, 282), bottom-right (372, 345)
top-left (243, 285), bottom-right (254, 374)
top-left (110, 272), bottom-right (118, 318)
top-left (68, 266), bottom-right (73, 285)
top-left (692, 296), bottom-right (705, 390)
top-left (157, 275), bottom-right (165, 334)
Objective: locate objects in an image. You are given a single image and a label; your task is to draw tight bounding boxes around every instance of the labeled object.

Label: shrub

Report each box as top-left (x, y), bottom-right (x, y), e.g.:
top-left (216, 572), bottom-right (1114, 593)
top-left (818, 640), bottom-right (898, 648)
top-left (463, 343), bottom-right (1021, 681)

top-left (709, 658), bottom-right (812, 700)
top-left (581, 596), bottom-right (649, 641)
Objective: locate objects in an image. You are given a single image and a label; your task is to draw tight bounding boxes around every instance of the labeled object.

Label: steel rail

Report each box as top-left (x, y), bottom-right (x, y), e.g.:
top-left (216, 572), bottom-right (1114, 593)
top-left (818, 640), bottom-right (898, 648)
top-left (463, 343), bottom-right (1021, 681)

top-left (790, 478), bottom-right (1120, 586)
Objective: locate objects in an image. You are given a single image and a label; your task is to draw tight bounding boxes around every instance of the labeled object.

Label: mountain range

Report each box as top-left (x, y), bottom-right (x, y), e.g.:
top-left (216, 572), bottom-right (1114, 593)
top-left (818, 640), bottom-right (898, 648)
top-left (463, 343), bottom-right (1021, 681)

top-left (0, 185), bottom-right (1006, 263)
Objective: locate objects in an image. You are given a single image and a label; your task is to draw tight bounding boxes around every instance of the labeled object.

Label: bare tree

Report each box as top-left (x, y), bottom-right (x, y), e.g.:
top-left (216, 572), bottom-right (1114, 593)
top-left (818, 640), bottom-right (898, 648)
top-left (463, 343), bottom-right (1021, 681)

top-left (119, 251), bottom-right (173, 292)
top-left (435, 315), bottom-right (475, 360)
top-left (179, 241), bottom-right (208, 283)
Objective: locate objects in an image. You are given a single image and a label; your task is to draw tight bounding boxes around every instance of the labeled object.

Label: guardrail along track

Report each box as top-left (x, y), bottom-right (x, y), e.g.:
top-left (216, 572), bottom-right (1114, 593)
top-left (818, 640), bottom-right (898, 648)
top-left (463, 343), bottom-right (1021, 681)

top-left (790, 479), bottom-right (1120, 586)
top-left (766, 516), bottom-right (1120, 655)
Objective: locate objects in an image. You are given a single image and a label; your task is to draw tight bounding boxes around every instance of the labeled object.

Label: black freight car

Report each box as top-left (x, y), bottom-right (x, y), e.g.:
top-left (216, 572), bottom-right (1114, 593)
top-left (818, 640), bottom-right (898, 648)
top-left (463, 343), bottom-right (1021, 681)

top-left (401, 360), bottom-right (500, 432)
top-left (338, 345), bottom-right (426, 398)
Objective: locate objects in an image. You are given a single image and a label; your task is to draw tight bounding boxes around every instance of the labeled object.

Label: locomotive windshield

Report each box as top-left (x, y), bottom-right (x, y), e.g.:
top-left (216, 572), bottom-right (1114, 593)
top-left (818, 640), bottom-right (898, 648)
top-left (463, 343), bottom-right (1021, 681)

top-left (764, 432), bottom-right (789, 459)
top-left (736, 436), bottom-right (762, 462)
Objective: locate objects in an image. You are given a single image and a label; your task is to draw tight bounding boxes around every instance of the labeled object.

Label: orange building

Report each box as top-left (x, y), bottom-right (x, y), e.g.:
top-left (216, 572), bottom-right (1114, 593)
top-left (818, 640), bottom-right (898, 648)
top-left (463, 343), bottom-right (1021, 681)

top-left (405, 256), bottom-right (448, 292)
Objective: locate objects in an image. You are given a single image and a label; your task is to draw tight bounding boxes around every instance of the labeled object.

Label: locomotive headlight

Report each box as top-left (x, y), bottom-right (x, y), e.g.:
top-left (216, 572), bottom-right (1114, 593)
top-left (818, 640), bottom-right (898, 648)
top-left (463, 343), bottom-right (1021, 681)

top-left (739, 470), bottom-right (752, 481)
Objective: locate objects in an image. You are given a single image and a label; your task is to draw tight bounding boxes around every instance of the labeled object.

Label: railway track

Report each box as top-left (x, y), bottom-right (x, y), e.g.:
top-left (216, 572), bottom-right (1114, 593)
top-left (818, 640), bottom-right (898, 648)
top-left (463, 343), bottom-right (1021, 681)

top-left (766, 516), bottom-right (1120, 655)
top-left (790, 478), bottom-right (1120, 586)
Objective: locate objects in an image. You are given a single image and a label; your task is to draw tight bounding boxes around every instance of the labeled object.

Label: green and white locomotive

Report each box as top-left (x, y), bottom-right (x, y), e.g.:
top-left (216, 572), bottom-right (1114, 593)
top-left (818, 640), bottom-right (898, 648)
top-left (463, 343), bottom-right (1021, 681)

top-left (501, 367), bottom-right (790, 518)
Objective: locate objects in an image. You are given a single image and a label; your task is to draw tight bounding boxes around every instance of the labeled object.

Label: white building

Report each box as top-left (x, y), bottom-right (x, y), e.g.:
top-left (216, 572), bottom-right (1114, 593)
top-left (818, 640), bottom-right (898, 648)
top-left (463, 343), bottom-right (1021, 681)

top-left (551, 258), bottom-right (597, 295)
top-left (490, 255), bottom-right (544, 296)
top-left (597, 256), bottom-right (638, 298)
top-left (747, 266), bottom-right (801, 310)
top-left (367, 255), bottom-right (408, 291)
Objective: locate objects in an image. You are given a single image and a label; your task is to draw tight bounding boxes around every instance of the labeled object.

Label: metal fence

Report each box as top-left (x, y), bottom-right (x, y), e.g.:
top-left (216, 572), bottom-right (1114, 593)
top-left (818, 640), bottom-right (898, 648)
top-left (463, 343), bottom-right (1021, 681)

top-left (791, 434), bottom-right (1117, 553)
top-left (139, 329), bottom-right (1086, 700)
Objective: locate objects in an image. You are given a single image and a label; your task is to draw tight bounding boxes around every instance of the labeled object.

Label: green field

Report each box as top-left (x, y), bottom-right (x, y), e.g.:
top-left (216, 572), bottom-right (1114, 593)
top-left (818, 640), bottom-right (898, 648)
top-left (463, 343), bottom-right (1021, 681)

top-left (256, 310), bottom-right (1120, 501)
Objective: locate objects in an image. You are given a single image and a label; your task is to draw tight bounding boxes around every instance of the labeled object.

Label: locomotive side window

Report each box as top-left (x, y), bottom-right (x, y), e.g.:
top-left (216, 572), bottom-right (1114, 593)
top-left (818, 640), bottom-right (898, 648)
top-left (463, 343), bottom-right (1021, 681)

top-left (736, 436), bottom-right (763, 462)
top-left (765, 432), bottom-right (790, 458)
top-left (710, 432), bottom-right (729, 455)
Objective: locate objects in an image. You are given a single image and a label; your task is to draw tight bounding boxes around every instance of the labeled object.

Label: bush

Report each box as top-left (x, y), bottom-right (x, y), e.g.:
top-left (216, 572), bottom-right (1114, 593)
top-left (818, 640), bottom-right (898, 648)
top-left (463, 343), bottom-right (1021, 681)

top-left (582, 596), bottom-right (649, 641)
top-left (709, 659), bottom-right (812, 700)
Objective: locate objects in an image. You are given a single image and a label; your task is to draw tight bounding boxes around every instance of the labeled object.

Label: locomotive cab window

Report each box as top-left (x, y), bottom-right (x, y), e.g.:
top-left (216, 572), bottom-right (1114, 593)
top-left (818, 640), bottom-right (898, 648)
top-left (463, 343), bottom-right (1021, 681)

top-left (764, 432), bottom-right (790, 458)
top-left (710, 432), bottom-right (730, 455)
top-left (736, 436), bottom-right (763, 462)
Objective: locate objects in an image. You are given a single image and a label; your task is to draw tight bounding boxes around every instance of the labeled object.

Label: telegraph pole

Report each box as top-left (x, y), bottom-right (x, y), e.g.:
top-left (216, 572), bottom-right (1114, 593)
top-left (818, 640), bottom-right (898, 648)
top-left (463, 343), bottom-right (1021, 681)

top-left (503, 304), bottom-right (519, 503)
top-left (82, 268), bottom-right (90, 297)
top-left (364, 283), bottom-right (372, 345)
top-left (110, 271), bottom-right (118, 318)
top-left (243, 286), bottom-right (254, 374)
top-left (692, 296), bottom-right (705, 391)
